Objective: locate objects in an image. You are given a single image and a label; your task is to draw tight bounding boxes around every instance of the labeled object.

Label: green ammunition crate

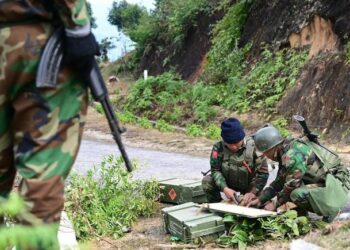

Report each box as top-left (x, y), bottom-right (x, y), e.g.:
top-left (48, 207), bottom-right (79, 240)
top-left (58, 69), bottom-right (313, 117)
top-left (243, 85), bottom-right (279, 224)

top-left (162, 202), bottom-right (225, 243)
top-left (159, 178), bottom-right (208, 204)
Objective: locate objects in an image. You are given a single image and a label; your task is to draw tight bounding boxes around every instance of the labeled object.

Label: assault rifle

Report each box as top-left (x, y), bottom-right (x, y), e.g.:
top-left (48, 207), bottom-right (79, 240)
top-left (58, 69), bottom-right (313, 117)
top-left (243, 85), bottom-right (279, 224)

top-left (36, 28), bottom-right (132, 172)
top-left (293, 115), bottom-right (337, 156)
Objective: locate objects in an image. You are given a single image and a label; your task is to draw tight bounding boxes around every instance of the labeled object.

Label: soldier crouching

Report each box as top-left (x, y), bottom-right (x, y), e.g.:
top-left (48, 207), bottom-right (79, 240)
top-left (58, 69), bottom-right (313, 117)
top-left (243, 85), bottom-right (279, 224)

top-left (202, 118), bottom-right (269, 205)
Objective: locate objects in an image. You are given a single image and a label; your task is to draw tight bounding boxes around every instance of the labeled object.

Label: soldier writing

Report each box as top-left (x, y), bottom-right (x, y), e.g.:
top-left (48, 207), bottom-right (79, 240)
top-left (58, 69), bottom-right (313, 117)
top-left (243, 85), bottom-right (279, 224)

top-left (202, 118), bottom-right (269, 205)
top-left (248, 125), bottom-right (350, 221)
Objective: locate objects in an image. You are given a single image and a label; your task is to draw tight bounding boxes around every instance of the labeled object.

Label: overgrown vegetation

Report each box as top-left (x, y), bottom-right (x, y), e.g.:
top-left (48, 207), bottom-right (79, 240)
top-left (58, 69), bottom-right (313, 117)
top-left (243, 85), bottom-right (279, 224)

top-left (102, 0), bottom-right (308, 138)
top-left (217, 210), bottom-right (325, 250)
top-left (107, 0), bottom-right (217, 70)
top-left (0, 194), bottom-right (58, 249)
top-left (112, 46), bottom-right (307, 132)
top-left (65, 155), bottom-right (160, 241)
top-left (204, 0), bottom-right (253, 84)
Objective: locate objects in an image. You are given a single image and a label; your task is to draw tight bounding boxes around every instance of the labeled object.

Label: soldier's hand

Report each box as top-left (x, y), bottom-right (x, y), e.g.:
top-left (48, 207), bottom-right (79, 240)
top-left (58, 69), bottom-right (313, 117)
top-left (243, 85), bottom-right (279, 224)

top-left (64, 31), bottom-right (100, 76)
top-left (247, 198), bottom-right (261, 208)
top-left (264, 201), bottom-right (276, 211)
top-left (223, 187), bottom-right (236, 201)
top-left (240, 192), bottom-right (256, 206)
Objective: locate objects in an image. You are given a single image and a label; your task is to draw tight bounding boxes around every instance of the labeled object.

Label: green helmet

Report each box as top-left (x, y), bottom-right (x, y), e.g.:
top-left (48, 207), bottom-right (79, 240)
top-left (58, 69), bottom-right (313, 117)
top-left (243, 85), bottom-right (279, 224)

top-left (253, 126), bottom-right (283, 153)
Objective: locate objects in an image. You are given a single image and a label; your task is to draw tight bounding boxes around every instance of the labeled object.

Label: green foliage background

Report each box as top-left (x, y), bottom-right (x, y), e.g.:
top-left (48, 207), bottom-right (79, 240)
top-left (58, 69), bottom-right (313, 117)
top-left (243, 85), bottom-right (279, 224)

top-left (104, 0), bottom-right (309, 137)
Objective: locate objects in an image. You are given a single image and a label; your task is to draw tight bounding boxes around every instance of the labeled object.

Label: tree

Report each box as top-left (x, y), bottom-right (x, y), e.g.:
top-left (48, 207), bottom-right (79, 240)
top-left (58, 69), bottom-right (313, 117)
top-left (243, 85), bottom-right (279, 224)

top-left (98, 37), bottom-right (117, 62)
top-left (108, 0), bottom-right (147, 31)
top-left (87, 1), bottom-right (97, 29)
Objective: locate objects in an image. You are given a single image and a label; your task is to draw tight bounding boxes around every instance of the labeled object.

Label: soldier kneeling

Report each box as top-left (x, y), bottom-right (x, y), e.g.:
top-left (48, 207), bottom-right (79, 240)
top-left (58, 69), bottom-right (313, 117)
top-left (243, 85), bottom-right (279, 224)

top-left (202, 118), bottom-right (269, 205)
top-left (248, 125), bottom-right (350, 222)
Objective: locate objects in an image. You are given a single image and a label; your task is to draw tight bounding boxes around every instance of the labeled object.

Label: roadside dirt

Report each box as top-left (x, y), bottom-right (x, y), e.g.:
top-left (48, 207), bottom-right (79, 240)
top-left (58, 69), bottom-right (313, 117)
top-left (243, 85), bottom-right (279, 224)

top-left (84, 107), bottom-right (214, 158)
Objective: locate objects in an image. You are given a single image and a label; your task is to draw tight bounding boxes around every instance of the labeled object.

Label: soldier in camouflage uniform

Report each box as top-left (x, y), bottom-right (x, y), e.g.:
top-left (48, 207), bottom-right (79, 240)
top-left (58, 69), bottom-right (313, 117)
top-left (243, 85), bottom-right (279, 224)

top-left (202, 118), bottom-right (269, 204)
top-left (248, 125), bottom-right (350, 220)
top-left (0, 0), bottom-right (98, 229)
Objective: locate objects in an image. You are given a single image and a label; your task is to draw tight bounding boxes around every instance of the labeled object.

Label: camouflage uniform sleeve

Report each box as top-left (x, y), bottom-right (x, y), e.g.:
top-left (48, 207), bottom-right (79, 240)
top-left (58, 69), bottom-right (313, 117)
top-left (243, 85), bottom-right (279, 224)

top-left (259, 167), bottom-right (285, 204)
top-left (249, 155), bottom-right (269, 195)
top-left (275, 148), bottom-right (308, 207)
top-left (53, 0), bottom-right (90, 30)
top-left (210, 142), bottom-right (227, 191)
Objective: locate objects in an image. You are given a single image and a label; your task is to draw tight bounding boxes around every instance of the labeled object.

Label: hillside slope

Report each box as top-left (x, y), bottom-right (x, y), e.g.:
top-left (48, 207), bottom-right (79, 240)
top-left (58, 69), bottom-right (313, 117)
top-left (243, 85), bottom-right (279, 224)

top-left (115, 0), bottom-right (350, 142)
top-left (239, 0), bottom-right (350, 141)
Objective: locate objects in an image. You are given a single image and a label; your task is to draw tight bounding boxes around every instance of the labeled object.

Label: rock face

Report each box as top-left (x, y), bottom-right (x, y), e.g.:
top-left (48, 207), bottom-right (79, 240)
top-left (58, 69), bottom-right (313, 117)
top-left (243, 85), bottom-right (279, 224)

top-left (240, 0), bottom-right (350, 141)
top-left (240, 0), bottom-right (350, 53)
top-left (278, 54), bottom-right (350, 142)
top-left (288, 15), bottom-right (339, 58)
top-left (137, 11), bottom-right (223, 80)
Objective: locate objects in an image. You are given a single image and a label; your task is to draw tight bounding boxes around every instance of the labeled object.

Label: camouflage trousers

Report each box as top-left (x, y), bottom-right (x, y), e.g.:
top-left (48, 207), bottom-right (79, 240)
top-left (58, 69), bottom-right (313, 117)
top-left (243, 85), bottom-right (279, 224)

top-left (0, 23), bottom-right (88, 224)
top-left (202, 175), bottom-right (223, 202)
top-left (289, 185), bottom-right (316, 213)
top-left (202, 175), bottom-right (249, 202)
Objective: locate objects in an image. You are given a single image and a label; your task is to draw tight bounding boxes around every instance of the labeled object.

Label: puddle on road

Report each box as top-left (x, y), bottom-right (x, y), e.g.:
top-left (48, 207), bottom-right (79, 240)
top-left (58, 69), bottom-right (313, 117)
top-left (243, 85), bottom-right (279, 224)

top-left (73, 139), bottom-right (210, 180)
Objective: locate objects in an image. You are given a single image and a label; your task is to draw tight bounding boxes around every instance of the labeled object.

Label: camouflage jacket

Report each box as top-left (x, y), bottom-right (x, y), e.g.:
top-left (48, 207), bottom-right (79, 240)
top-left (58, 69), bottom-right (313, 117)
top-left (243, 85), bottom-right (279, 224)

top-left (259, 138), bottom-right (319, 206)
top-left (0, 0), bottom-right (90, 29)
top-left (210, 137), bottom-right (269, 194)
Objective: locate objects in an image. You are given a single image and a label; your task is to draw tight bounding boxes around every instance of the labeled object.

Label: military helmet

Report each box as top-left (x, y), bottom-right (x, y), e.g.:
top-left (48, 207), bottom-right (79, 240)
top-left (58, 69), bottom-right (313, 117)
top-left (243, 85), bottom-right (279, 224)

top-left (253, 125), bottom-right (283, 153)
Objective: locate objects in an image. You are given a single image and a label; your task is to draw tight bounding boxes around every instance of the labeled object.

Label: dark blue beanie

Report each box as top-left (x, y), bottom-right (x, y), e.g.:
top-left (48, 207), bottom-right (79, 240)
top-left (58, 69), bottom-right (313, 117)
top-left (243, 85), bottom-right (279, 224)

top-left (221, 118), bottom-right (245, 144)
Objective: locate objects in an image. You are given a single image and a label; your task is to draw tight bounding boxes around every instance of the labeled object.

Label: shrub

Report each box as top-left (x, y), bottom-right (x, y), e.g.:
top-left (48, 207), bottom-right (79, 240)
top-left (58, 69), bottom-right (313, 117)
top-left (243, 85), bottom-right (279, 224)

top-left (206, 123), bottom-right (221, 140)
top-left (117, 111), bottom-right (136, 124)
top-left (186, 124), bottom-right (204, 137)
top-left (65, 155), bottom-right (160, 240)
top-left (138, 116), bottom-right (153, 129)
top-left (155, 119), bottom-right (175, 132)
top-left (271, 117), bottom-right (290, 137)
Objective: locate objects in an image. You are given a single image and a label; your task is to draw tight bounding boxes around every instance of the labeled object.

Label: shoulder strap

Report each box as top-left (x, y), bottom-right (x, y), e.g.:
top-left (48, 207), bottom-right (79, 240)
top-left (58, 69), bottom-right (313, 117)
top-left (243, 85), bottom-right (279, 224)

top-left (297, 138), bottom-right (341, 170)
top-left (244, 137), bottom-right (255, 165)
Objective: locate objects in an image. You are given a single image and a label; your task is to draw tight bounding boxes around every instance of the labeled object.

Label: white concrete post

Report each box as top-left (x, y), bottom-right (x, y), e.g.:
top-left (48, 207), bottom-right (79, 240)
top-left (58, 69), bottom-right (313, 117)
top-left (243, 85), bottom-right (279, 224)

top-left (144, 70), bottom-right (148, 80)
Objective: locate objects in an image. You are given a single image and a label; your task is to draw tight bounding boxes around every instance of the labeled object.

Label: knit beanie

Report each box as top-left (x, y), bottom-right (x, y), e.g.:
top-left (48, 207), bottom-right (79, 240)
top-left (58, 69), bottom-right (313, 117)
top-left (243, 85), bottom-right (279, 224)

top-left (221, 118), bottom-right (245, 144)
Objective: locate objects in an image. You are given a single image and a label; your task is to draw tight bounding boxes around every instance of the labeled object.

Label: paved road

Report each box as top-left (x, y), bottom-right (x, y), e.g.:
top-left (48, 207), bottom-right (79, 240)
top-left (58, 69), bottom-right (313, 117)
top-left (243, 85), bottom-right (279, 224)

top-left (73, 139), bottom-right (210, 180)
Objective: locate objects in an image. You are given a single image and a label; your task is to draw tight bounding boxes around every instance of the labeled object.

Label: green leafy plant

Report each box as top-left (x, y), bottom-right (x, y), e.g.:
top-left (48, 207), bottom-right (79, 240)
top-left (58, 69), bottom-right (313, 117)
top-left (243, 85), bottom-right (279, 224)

top-left (217, 210), bottom-right (315, 249)
top-left (271, 117), bottom-right (290, 137)
top-left (65, 155), bottom-right (160, 241)
top-left (0, 194), bottom-right (58, 249)
top-left (138, 116), bottom-right (153, 129)
top-left (205, 123), bottom-right (221, 140)
top-left (205, 0), bottom-right (253, 83)
top-left (155, 119), bottom-right (175, 132)
top-left (186, 124), bottom-right (204, 137)
top-left (117, 111), bottom-right (136, 124)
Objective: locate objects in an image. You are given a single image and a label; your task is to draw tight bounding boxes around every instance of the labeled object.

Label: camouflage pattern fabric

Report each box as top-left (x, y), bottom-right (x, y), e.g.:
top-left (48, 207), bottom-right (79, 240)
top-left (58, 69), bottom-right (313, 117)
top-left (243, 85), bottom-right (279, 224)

top-left (0, 0), bottom-right (90, 29)
top-left (202, 138), bottom-right (269, 202)
top-left (0, 23), bottom-right (88, 223)
top-left (259, 139), bottom-right (350, 216)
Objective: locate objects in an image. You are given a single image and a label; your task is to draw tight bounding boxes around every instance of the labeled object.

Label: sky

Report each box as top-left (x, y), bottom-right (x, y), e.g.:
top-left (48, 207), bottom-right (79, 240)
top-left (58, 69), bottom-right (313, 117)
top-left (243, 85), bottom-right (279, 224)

top-left (88, 0), bottom-right (155, 61)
